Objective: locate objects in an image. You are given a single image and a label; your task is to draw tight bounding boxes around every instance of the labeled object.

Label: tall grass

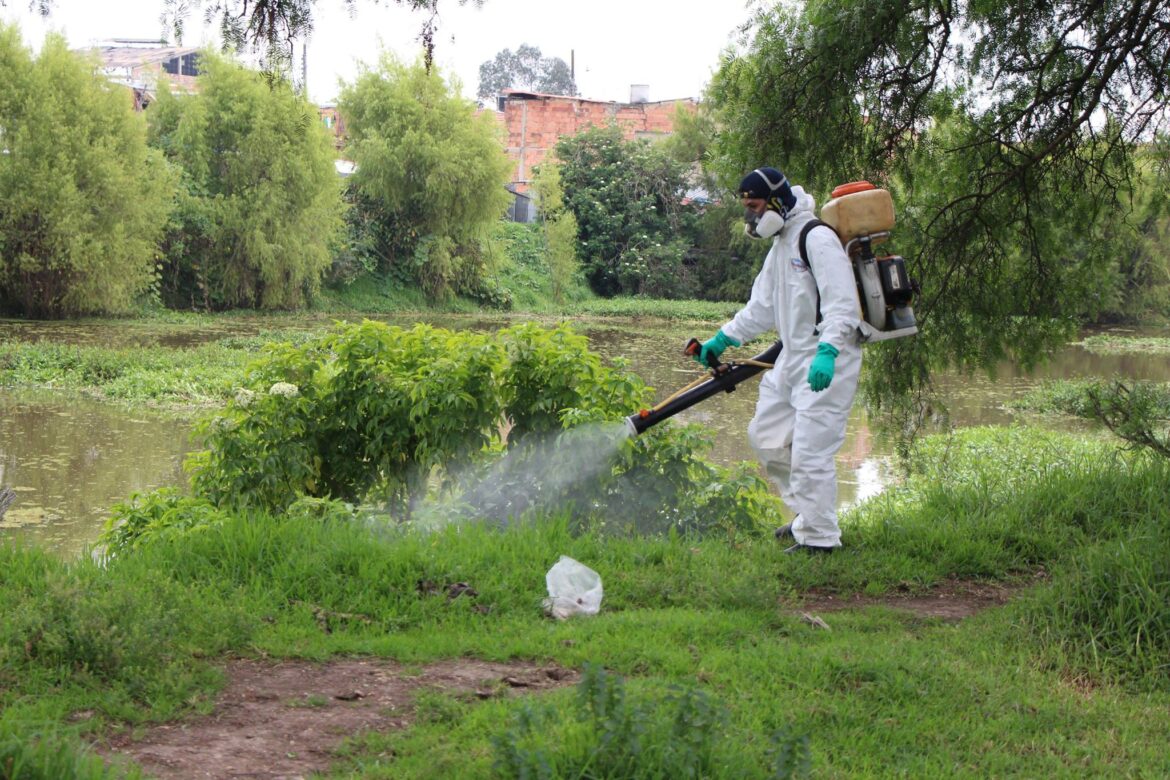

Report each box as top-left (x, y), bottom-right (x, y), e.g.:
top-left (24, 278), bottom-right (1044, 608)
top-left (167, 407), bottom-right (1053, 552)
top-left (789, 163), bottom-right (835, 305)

top-left (1023, 520), bottom-right (1170, 687)
top-left (0, 714), bottom-right (142, 780)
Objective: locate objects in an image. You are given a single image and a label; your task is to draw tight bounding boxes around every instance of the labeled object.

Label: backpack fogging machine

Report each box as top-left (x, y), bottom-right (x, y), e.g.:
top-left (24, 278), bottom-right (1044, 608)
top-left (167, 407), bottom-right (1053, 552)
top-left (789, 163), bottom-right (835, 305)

top-left (625, 180), bottom-right (918, 437)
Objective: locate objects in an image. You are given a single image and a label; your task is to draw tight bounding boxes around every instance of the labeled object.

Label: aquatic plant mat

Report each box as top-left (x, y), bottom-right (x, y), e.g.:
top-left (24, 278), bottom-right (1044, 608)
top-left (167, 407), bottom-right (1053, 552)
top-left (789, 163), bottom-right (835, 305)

top-left (98, 658), bottom-right (577, 779)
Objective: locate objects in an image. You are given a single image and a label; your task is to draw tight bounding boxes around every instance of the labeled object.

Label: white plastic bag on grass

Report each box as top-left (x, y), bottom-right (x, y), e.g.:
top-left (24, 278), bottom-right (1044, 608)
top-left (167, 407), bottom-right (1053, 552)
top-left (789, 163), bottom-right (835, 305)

top-left (543, 556), bottom-right (603, 619)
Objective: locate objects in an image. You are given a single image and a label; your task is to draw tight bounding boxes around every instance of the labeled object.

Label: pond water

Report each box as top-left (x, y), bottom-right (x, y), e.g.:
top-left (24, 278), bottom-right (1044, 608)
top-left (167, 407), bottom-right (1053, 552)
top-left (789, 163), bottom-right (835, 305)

top-left (2, 317), bottom-right (1167, 555)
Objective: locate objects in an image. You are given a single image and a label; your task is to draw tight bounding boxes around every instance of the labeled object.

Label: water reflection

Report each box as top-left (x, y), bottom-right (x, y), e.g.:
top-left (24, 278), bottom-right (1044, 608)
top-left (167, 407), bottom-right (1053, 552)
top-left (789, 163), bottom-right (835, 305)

top-left (0, 389), bottom-right (191, 556)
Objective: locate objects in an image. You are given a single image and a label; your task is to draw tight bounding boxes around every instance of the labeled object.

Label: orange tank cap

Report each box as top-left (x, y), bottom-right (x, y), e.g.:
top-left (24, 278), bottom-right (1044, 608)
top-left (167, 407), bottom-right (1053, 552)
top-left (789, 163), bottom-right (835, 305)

top-left (831, 181), bottom-right (876, 198)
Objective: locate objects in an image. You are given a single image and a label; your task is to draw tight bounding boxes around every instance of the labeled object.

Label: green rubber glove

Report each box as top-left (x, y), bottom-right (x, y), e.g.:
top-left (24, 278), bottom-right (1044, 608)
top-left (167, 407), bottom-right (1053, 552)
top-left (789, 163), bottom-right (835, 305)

top-left (695, 330), bottom-right (741, 368)
top-left (807, 342), bottom-right (839, 392)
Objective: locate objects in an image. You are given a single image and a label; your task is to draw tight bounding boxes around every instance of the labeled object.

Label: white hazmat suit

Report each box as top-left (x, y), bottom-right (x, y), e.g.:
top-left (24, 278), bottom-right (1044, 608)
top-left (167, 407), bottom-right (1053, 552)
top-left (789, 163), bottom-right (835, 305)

top-left (721, 186), bottom-right (862, 548)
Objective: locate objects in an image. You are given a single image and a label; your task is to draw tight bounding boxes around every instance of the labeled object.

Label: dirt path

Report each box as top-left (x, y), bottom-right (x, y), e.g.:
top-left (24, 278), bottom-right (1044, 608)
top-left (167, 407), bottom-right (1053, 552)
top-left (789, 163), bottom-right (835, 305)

top-left (97, 580), bottom-right (1023, 778)
top-left (796, 578), bottom-right (1023, 621)
top-left (99, 657), bottom-right (577, 780)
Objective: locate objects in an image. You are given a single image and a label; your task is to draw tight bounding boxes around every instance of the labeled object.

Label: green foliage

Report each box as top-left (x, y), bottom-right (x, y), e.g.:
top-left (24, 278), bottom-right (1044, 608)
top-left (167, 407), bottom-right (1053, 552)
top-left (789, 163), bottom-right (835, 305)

top-left (0, 543), bottom-right (247, 712)
top-left (1008, 379), bottom-right (1106, 418)
top-left (339, 55), bottom-right (512, 301)
top-left (100, 489), bottom-right (229, 557)
top-left (1085, 381), bottom-right (1170, 458)
top-left (0, 339), bottom-right (254, 410)
top-left (531, 163), bottom-right (582, 304)
top-left (182, 320), bottom-right (778, 535)
top-left (1024, 520), bottom-right (1170, 689)
top-left (188, 321), bottom-right (640, 516)
top-left (146, 52), bottom-right (343, 311)
top-left (0, 713), bottom-right (142, 780)
top-left (705, 0), bottom-right (1170, 412)
top-left (552, 297), bottom-right (741, 320)
top-left (476, 44), bottom-right (577, 103)
top-left (555, 125), bottom-right (701, 298)
top-left (1010, 379), bottom-right (1170, 457)
top-left (0, 26), bottom-right (175, 318)
top-left (492, 664), bottom-right (810, 779)
top-left (1078, 334), bottom-right (1170, 354)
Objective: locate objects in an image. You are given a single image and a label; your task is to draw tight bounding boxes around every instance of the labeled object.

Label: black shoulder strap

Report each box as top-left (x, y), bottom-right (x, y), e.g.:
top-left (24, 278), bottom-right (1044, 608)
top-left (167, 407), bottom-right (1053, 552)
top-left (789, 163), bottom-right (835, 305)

top-left (798, 219), bottom-right (831, 269)
top-left (798, 219), bottom-right (833, 325)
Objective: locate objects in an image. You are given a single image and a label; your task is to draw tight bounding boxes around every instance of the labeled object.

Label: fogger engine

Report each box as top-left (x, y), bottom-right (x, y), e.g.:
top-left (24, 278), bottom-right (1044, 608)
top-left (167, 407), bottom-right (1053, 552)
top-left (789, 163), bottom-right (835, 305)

top-left (625, 339), bottom-right (783, 437)
top-left (820, 181), bottom-right (919, 342)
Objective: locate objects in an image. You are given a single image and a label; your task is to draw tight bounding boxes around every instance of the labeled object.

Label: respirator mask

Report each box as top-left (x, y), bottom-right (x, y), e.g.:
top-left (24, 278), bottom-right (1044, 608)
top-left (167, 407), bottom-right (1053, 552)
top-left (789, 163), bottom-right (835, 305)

top-left (744, 208), bottom-right (785, 239)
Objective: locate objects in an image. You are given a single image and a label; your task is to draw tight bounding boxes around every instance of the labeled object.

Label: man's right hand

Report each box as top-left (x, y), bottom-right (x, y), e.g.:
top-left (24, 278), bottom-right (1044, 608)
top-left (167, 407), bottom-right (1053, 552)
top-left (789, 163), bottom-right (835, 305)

top-left (695, 330), bottom-right (741, 368)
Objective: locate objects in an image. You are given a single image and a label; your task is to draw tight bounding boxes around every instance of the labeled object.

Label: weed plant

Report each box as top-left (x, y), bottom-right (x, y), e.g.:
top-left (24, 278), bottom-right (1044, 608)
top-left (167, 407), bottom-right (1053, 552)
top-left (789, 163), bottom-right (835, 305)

top-left (491, 664), bottom-right (810, 780)
top-left (0, 713), bottom-right (142, 780)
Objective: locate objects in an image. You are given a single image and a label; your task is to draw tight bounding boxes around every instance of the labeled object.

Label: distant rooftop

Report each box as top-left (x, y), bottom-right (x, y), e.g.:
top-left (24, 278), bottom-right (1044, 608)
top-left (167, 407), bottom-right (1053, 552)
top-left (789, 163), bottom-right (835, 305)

top-left (92, 44), bottom-right (201, 70)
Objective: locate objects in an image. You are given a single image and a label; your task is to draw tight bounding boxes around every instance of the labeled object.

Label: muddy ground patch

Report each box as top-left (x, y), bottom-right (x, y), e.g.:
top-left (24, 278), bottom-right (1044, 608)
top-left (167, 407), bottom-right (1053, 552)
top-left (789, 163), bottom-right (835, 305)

top-left (99, 657), bottom-right (577, 779)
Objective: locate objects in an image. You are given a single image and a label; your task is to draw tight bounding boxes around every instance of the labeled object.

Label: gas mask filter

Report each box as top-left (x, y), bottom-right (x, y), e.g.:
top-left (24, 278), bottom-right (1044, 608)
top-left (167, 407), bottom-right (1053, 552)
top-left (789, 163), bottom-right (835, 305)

top-left (744, 208), bottom-right (785, 239)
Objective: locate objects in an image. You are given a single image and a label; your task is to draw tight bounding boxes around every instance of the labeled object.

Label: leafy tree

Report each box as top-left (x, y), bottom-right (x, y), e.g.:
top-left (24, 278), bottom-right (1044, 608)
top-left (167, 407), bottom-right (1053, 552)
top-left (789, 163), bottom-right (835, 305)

top-left (555, 124), bottom-right (699, 297)
top-left (0, 1), bottom-right (52, 12)
top-left (338, 55), bottom-right (512, 300)
top-left (477, 44), bottom-right (577, 103)
top-left (0, 27), bottom-right (175, 318)
top-left (162, 0), bottom-right (483, 69)
top-left (147, 52), bottom-right (343, 310)
top-left (530, 163), bottom-right (580, 303)
top-left (706, 0), bottom-right (1170, 408)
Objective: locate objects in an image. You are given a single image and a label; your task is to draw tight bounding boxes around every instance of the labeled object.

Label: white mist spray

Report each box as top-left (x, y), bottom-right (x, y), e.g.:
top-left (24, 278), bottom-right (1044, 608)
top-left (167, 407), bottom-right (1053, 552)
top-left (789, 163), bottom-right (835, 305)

top-left (418, 421), bottom-right (634, 527)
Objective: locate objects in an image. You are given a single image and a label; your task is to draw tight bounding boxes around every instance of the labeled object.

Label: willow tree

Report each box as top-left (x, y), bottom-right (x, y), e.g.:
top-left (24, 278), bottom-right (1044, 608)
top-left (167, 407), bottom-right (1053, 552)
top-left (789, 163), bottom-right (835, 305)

top-left (708, 0), bottom-right (1170, 410)
top-left (0, 26), bottom-right (175, 318)
top-left (338, 55), bottom-right (512, 300)
top-left (147, 52), bottom-right (342, 310)
top-left (162, 0), bottom-right (483, 68)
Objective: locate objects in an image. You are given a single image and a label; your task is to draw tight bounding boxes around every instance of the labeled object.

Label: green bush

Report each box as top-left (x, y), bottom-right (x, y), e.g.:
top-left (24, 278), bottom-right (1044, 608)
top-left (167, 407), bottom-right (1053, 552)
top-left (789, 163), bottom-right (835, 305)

top-left (492, 663), bottom-right (810, 779)
top-left (188, 321), bottom-right (646, 516)
top-left (182, 320), bottom-right (778, 536)
top-left (100, 489), bottom-right (228, 557)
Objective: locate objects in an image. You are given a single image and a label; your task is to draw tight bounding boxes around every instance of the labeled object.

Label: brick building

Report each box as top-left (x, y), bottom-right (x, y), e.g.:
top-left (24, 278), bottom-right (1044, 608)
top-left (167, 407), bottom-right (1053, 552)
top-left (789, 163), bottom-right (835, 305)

top-left (88, 41), bottom-right (202, 110)
top-left (497, 87), bottom-right (697, 193)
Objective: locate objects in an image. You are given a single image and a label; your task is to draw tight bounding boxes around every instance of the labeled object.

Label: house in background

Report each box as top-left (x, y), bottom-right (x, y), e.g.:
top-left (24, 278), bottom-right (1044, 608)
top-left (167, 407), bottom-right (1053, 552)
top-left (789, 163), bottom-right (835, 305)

top-left (318, 104), bottom-right (347, 149)
top-left (496, 85), bottom-right (697, 195)
top-left (87, 39), bottom-right (202, 110)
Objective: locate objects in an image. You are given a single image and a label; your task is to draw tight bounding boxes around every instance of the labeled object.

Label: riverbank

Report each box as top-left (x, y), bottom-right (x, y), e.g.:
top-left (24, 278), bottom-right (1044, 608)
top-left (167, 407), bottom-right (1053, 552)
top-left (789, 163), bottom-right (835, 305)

top-left (2, 426), bottom-right (1170, 777)
top-left (3, 318), bottom-right (1170, 777)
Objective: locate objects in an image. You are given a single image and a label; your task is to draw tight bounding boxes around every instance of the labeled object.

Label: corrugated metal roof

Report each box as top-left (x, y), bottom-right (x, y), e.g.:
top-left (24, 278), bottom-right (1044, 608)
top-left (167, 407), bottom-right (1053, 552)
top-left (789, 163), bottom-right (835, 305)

top-left (91, 46), bottom-right (200, 69)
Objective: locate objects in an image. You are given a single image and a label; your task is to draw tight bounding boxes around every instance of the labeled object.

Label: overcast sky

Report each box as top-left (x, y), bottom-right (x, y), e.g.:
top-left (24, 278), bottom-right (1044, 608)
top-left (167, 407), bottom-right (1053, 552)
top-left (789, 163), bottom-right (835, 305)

top-left (1, 0), bottom-right (757, 104)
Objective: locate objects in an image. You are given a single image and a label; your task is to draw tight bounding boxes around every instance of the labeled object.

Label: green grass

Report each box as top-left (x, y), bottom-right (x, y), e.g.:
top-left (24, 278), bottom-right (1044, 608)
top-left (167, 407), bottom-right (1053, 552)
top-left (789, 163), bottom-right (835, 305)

top-left (0, 340), bottom-right (255, 412)
top-left (4, 426), bottom-right (1170, 776)
top-left (1077, 333), bottom-right (1170, 353)
top-left (0, 712), bottom-right (143, 780)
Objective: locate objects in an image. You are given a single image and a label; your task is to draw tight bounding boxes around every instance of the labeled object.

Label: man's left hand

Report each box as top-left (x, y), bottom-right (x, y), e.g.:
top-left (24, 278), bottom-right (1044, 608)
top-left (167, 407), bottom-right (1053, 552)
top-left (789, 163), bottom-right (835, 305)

top-left (808, 342), bottom-right (838, 392)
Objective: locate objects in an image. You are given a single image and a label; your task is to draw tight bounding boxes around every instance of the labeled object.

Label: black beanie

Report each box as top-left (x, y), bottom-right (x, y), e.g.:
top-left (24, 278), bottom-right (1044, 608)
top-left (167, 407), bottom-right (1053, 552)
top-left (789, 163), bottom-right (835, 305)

top-left (738, 167), bottom-right (797, 214)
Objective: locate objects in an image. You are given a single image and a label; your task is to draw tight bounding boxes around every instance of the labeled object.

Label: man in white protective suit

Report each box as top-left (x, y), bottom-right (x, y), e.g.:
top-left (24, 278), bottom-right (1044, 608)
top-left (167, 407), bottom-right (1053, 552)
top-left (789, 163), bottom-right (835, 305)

top-left (694, 168), bottom-right (862, 554)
